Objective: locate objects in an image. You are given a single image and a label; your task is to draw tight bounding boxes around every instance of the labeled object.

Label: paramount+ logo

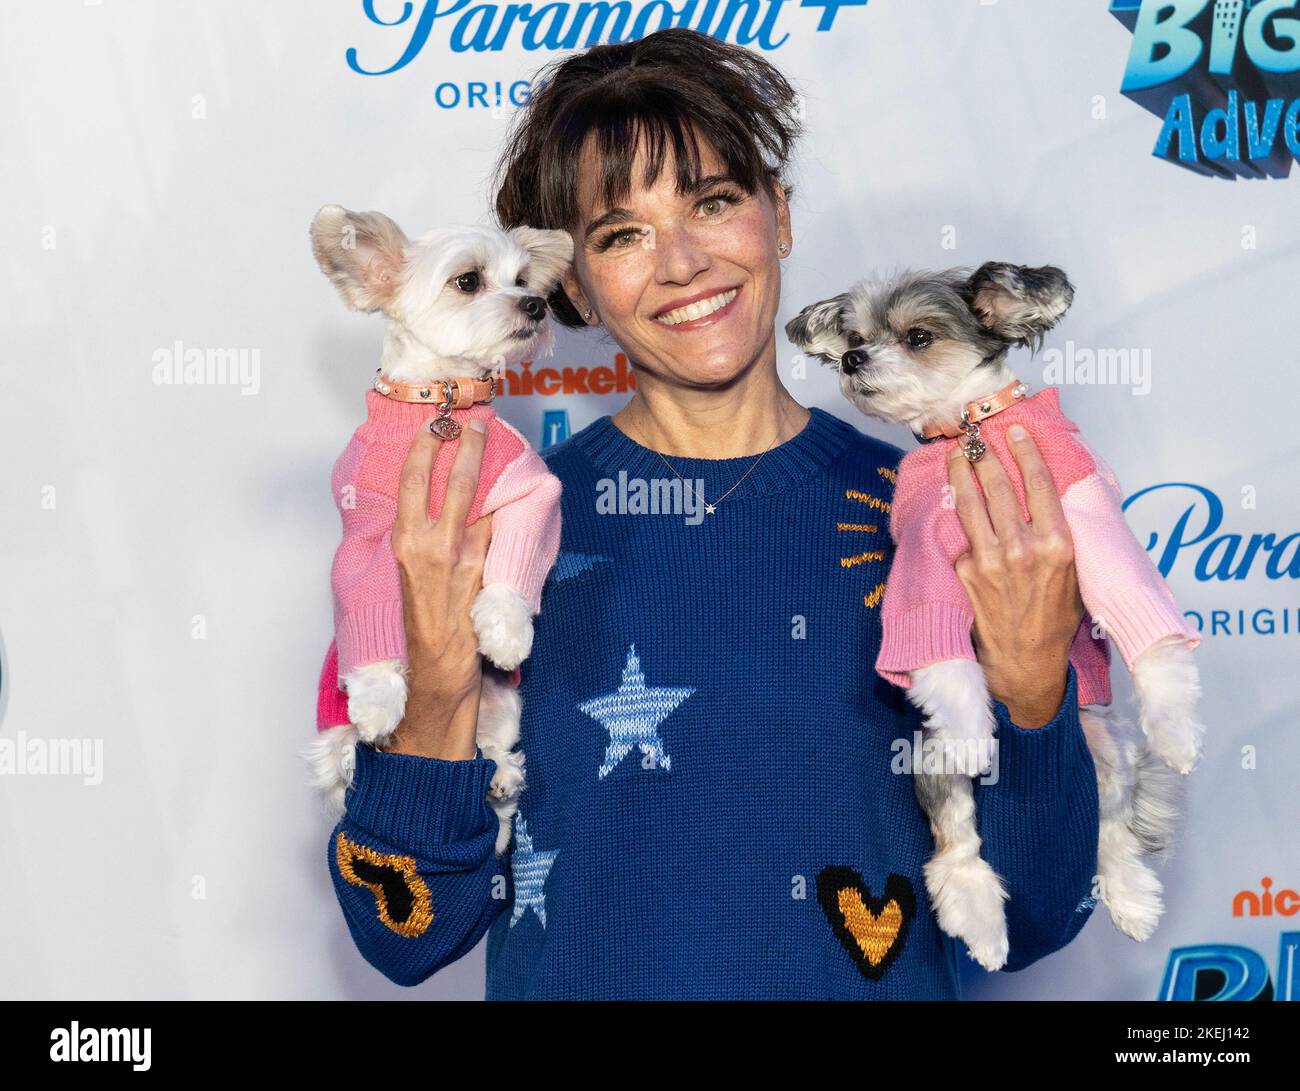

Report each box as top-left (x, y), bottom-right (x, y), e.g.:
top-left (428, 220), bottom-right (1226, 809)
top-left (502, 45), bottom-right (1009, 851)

top-left (1112, 0), bottom-right (1300, 178)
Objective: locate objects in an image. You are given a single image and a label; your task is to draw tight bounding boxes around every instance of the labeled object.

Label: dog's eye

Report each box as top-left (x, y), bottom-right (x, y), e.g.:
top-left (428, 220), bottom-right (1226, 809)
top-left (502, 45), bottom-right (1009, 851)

top-left (454, 271), bottom-right (480, 294)
top-left (846, 335), bottom-right (865, 349)
top-left (515, 275), bottom-right (526, 288)
top-left (905, 327), bottom-right (932, 349)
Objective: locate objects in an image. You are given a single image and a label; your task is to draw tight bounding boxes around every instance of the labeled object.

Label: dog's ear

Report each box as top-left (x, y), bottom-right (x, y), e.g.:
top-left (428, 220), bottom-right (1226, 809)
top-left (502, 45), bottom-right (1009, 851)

top-left (964, 262), bottom-right (1074, 353)
top-left (510, 226), bottom-right (575, 293)
top-left (784, 292), bottom-right (851, 364)
top-left (310, 205), bottom-right (410, 313)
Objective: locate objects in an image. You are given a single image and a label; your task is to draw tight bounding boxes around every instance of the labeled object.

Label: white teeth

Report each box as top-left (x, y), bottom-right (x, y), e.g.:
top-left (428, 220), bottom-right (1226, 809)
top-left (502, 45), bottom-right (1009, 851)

top-left (654, 288), bottom-right (738, 326)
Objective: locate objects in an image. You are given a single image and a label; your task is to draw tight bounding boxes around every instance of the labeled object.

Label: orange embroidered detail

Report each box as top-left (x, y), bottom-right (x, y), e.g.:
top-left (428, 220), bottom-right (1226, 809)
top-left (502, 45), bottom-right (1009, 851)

top-left (844, 488), bottom-right (891, 513)
top-left (840, 480), bottom-right (891, 607)
top-left (335, 830), bottom-right (434, 938)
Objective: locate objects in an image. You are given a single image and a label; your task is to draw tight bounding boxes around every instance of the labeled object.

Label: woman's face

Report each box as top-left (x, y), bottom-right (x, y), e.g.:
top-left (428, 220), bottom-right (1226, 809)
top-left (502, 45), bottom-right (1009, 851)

top-left (562, 131), bottom-right (792, 391)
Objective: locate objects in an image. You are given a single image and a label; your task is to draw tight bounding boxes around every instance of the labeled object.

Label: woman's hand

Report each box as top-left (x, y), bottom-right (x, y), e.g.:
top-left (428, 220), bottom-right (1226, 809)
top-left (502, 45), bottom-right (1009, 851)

top-left (946, 424), bottom-right (1085, 729)
top-left (386, 418), bottom-right (492, 760)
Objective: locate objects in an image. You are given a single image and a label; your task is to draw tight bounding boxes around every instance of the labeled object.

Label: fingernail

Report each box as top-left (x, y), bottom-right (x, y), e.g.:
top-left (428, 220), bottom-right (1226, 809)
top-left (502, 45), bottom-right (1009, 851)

top-left (469, 418), bottom-right (486, 433)
top-left (1008, 424), bottom-right (1027, 440)
top-left (948, 445), bottom-right (964, 461)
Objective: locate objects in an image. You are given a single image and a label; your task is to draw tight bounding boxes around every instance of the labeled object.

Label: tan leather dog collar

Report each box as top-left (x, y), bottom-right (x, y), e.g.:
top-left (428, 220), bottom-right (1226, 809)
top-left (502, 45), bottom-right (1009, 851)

top-left (372, 369), bottom-right (500, 409)
top-left (919, 378), bottom-right (1031, 439)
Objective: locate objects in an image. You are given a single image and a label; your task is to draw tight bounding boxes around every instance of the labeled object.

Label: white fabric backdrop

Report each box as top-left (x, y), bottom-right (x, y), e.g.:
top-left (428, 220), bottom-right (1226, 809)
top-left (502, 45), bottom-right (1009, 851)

top-left (1, 0), bottom-right (1296, 1000)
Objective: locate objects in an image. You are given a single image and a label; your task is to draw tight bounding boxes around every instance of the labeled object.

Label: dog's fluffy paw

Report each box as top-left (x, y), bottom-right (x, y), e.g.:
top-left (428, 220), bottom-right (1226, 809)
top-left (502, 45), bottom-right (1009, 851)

top-left (482, 753), bottom-right (525, 858)
top-left (924, 853), bottom-right (1009, 971)
top-left (471, 583), bottom-right (534, 671)
top-left (1141, 715), bottom-right (1204, 776)
top-left (935, 729), bottom-right (994, 777)
top-left (343, 660), bottom-right (407, 746)
top-left (1133, 641), bottom-right (1204, 775)
top-left (302, 724), bottom-right (359, 814)
top-left (483, 746), bottom-right (526, 803)
top-left (1107, 879), bottom-right (1164, 942)
top-left (1099, 850), bottom-right (1165, 942)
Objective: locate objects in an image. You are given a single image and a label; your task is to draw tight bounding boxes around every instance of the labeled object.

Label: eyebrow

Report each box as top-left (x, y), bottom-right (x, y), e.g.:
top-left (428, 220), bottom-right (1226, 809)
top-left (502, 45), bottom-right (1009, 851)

top-left (582, 173), bottom-right (740, 242)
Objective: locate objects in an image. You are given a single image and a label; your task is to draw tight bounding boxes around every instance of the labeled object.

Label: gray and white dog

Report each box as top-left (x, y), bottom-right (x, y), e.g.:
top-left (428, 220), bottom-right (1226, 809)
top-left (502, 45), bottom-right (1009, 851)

top-left (786, 263), bottom-right (1198, 969)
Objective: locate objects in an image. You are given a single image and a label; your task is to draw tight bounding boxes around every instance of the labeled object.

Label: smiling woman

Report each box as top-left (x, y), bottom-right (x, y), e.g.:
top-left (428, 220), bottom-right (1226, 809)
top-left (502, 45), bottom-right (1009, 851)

top-left (491, 29), bottom-right (806, 458)
top-left (323, 27), bottom-right (1104, 999)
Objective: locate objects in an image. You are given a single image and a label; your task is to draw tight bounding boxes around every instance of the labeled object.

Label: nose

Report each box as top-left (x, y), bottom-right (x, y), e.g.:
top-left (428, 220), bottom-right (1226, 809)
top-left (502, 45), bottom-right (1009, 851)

top-left (519, 295), bottom-right (546, 321)
top-left (840, 348), bottom-right (867, 374)
top-left (653, 222), bottom-right (712, 285)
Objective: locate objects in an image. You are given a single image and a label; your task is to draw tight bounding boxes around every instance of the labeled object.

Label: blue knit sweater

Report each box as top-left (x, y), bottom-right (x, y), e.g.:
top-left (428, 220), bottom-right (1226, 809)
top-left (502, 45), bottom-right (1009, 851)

top-left (327, 406), bottom-right (1100, 999)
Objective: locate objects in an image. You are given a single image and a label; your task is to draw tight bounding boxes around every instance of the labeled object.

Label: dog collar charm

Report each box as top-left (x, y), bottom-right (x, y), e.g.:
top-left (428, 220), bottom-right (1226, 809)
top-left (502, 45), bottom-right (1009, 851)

top-left (919, 378), bottom-right (1030, 462)
top-left (372, 369), bottom-right (500, 440)
top-left (958, 411), bottom-right (987, 463)
top-left (429, 414), bottom-right (461, 440)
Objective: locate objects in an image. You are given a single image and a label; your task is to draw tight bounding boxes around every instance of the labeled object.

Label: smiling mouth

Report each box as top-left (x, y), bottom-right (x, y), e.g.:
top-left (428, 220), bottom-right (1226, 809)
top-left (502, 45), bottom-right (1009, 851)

top-left (654, 287), bottom-right (740, 327)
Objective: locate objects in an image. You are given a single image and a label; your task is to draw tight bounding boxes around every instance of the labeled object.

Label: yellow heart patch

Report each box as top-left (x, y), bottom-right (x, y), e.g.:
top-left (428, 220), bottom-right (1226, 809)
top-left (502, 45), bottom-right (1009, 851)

top-left (817, 868), bottom-right (916, 980)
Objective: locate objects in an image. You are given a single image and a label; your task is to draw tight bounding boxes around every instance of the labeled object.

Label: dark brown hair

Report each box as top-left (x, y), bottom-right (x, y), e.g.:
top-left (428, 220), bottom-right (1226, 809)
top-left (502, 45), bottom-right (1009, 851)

top-left (490, 28), bottom-right (805, 328)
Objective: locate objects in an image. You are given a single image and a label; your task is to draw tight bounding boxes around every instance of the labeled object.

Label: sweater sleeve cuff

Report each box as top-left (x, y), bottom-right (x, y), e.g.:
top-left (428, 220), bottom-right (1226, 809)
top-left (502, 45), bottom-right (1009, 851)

top-left (482, 522), bottom-right (559, 615)
top-left (344, 741), bottom-right (498, 856)
top-left (988, 662), bottom-right (1092, 798)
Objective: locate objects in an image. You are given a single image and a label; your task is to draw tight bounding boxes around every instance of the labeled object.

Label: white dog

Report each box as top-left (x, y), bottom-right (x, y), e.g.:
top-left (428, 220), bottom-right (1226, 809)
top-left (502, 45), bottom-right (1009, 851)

top-left (303, 205), bottom-right (570, 855)
top-left (787, 262), bottom-right (1203, 968)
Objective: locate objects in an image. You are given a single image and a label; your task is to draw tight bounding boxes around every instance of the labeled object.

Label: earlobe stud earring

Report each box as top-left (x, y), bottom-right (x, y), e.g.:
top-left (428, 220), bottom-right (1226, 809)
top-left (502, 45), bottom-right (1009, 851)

top-left (778, 242), bottom-right (789, 254)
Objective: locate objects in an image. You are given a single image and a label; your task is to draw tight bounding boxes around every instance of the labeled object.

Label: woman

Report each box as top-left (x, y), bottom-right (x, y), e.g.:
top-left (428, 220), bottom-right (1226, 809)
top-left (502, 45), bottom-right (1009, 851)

top-left (325, 28), bottom-right (1099, 999)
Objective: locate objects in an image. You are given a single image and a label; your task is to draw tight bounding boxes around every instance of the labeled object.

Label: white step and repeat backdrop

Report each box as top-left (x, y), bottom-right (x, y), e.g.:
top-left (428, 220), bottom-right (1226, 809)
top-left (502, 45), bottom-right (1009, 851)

top-left (1, 1), bottom-right (1296, 1000)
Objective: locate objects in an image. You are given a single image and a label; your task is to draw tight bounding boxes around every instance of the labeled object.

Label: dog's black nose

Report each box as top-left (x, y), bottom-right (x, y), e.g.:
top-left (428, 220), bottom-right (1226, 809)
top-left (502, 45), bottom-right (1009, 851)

top-left (519, 295), bottom-right (546, 321)
top-left (840, 348), bottom-right (867, 374)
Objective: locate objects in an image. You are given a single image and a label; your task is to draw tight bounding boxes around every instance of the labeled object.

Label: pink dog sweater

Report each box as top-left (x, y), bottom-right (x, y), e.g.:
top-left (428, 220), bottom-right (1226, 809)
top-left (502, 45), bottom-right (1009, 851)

top-left (875, 385), bottom-right (1200, 707)
top-left (315, 389), bottom-right (561, 730)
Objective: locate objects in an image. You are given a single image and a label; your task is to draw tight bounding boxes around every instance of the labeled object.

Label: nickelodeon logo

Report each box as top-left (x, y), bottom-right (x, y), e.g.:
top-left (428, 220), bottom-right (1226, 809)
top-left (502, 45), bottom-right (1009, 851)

top-left (1233, 877), bottom-right (1299, 917)
top-left (502, 356), bottom-right (637, 397)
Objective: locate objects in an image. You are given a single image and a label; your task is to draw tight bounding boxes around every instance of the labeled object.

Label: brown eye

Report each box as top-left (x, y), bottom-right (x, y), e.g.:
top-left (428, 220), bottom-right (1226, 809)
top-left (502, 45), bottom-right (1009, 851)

top-left (454, 271), bottom-right (480, 293)
top-left (516, 275), bottom-right (527, 287)
top-left (905, 327), bottom-right (932, 349)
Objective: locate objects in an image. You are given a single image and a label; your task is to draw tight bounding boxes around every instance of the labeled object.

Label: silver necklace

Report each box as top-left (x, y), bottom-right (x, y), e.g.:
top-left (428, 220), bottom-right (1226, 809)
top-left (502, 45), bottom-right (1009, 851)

top-left (627, 405), bottom-right (790, 515)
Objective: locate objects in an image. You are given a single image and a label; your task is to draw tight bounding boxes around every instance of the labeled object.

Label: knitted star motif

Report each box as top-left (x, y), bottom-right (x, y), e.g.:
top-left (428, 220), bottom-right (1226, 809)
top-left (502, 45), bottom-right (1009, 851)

top-left (578, 643), bottom-right (695, 778)
top-left (509, 817), bottom-right (558, 929)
